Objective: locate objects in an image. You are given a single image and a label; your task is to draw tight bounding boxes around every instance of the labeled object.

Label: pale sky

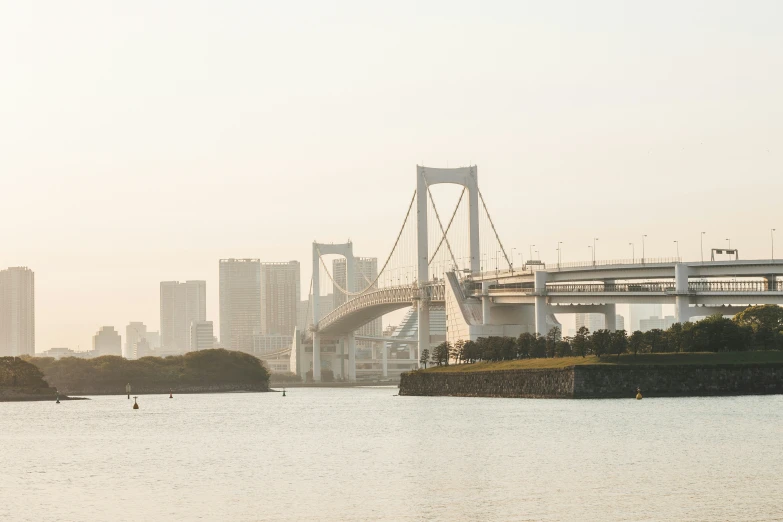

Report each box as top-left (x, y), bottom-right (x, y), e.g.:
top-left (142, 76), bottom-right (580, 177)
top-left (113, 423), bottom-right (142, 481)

top-left (1, 1), bottom-right (781, 351)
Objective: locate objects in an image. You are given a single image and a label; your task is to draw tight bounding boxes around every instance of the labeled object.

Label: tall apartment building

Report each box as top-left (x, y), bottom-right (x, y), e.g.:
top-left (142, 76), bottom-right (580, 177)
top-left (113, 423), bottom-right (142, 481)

top-left (93, 326), bottom-right (121, 356)
top-left (0, 267), bottom-right (35, 356)
top-left (190, 321), bottom-right (214, 351)
top-left (575, 313), bottom-right (626, 333)
top-left (160, 280), bottom-right (206, 354)
top-left (219, 259), bottom-right (261, 353)
top-left (260, 261), bottom-right (300, 335)
top-left (333, 257), bottom-right (381, 337)
top-left (125, 322), bottom-right (147, 359)
top-left (629, 304), bottom-right (663, 333)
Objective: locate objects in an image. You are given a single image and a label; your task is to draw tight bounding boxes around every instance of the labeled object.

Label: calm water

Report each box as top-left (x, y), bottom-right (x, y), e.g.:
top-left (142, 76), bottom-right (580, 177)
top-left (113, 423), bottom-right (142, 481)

top-left (1, 388), bottom-right (782, 521)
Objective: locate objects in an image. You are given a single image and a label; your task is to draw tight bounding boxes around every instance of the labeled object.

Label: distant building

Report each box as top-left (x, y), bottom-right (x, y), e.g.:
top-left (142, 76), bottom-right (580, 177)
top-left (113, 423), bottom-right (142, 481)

top-left (93, 326), bottom-right (121, 356)
top-left (252, 334), bottom-right (293, 356)
top-left (640, 315), bottom-right (676, 332)
top-left (38, 347), bottom-right (79, 359)
top-left (134, 338), bottom-right (152, 359)
top-left (190, 321), bottom-right (215, 351)
top-left (160, 280), bottom-right (206, 353)
top-left (575, 313), bottom-right (604, 333)
top-left (219, 259), bottom-right (261, 353)
top-left (616, 314), bottom-right (626, 332)
top-left (0, 267), bottom-right (35, 357)
top-left (125, 322), bottom-right (147, 359)
top-left (145, 331), bottom-right (161, 351)
top-left (629, 304), bottom-right (663, 332)
top-left (260, 261), bottom-right (300, 335)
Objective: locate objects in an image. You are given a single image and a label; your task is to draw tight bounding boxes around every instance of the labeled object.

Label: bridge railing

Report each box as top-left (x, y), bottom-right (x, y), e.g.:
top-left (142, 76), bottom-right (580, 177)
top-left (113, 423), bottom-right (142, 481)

top-left (547, 283), bottom-right (677, 293)
top-left (688, 281), bottom-right (782, 292)
top-left (544, 257), bottom-right (682, 270)
top-left (475, 280), bottom-right (783, 295)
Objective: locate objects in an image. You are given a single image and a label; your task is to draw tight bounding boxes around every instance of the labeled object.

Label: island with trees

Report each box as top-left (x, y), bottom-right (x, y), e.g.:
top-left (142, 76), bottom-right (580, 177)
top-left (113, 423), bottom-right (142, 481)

top-left (1, 356), bottom-right (61, 401)
top-left (400, 305), bottom-right (783, 398)
top-left (25, 348), bottom-right (270, 396)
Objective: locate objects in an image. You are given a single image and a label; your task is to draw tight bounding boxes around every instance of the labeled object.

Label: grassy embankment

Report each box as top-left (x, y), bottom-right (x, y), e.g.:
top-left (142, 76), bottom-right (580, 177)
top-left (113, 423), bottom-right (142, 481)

top-left (421, 351), bottom-right (783, 373)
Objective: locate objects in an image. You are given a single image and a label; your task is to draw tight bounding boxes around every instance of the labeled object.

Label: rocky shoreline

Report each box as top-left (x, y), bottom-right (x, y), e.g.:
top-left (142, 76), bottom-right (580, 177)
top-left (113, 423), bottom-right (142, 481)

top-left (399, 363), bottom-right (783, 398)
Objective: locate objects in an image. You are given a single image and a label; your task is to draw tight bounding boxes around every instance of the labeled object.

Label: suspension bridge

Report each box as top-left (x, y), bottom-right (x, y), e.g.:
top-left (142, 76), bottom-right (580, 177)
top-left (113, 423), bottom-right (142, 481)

top-left (290, 165), bottom-right (783, 382)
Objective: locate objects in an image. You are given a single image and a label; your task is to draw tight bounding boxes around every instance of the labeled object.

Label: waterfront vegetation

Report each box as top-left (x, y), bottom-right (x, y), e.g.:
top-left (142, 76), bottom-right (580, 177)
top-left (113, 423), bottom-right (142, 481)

top-left (0, 357), bottom-right (50, 388)
top-left (25, 349), bottom-right (269, 392)
top-left (422, 305), bottom-right (783, 370)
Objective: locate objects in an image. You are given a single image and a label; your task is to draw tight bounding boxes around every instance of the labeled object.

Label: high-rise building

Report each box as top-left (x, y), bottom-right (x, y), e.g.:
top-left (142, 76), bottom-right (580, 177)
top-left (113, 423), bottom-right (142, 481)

top-left (575, 313), bottom-right (604, 333)
top-left (616, 314), bottom-right (626, 332)
top-left (93, 326), bottom-right (121, 356)
top-left (160, 280), bottom-right (206, 353)
top-left (0, 267), bottom-right (35, 357)
top-left (145, 330), bottom-right (160, 351)
top-left (629, 304), bottom-right (663, 332)
top-left (219, 259), bottom-right (261, 353)
top-left (125, 322), bottom-right (147, 359)
top-left (640, 315), bottom-right (676, 332)
top-left (190, 321), bottom-right (214, 351)
top-left (260, 261), bottom-right (300, 336)
top-left (333, 258), bottom-right (381, 338)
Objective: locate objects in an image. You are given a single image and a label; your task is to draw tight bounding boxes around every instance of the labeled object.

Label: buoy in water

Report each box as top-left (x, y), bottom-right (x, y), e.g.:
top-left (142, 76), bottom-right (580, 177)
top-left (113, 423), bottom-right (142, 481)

top-left (133, 396), bottom-right (139, 409)
top-left (169, 389), bottom-right (173, 399)
top-left (56, 394), bottom-right (60, 404)
top-left (636, 388), bottom-right (643, 400)
top-left (282, 389), bottom-right (286, 397)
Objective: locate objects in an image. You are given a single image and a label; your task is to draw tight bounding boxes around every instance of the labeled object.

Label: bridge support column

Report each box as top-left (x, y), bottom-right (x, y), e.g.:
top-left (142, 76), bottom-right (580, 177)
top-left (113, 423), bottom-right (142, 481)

top-left (381, 341), bottom-right (388, 378)
top-left (604, 304), bottom-right (617, 332)
top-left (347, 332), bottom-right (356, 382)
top-left (675, 263), bottom-right (691, 324)
top-left (766, 274), bottom-right (776, 290)
top-left (534, 271), bottom-right (548, 336)
top-left (417, 299), bottom-right (430, 367)
top-left (312, 333), bottom-right (321, 382)
top-left (481, 281), bottom-right (491, 325)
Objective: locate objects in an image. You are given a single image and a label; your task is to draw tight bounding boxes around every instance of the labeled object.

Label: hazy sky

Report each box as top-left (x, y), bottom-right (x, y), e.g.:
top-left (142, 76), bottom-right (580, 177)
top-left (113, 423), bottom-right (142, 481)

top-left (2, 1), bottom-right (781, 351)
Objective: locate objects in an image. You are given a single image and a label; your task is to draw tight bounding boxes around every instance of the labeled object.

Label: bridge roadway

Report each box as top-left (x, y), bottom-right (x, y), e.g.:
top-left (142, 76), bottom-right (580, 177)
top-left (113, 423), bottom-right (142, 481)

top-left (314, 259), bottom-right (783, 337)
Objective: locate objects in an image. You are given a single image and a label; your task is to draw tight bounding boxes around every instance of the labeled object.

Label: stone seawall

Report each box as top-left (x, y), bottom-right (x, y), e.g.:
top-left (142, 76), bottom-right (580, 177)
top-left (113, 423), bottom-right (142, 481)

top-left (0, 386), bottom-right (59, 402)
top-left (399, 364), bottom-right (783, 398)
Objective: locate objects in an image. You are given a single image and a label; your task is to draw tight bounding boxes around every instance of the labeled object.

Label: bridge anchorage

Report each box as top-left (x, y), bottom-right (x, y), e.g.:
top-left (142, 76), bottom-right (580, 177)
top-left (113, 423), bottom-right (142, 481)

top-left (292, 165), bottom-right (783, 382)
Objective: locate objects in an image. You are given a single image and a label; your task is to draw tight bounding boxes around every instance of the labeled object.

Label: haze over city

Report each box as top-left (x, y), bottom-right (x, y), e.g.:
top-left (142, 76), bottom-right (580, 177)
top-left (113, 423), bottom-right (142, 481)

top-left (2, 2), bottom-right (782, 350)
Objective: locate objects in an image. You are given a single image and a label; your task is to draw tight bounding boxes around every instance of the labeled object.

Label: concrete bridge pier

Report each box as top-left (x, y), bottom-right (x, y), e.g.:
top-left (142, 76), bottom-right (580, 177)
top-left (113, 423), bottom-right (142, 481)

top-left (382, 341), bottom-right (388, 378)
top-left (417, 297), bottom-right (429, 367)
top-left (766, 274), bottom-right (777, 290)
top-left (347, 332), bottom-right (356, 382)
top-left (604, 304), bottom-right (617, 332)
top-left (312, 332), bottom-right (322, 382)
top-left (534, 271), bottom-right (548, 335)
top-left (481, 281), bottom-right (491, 325)
top-left (675, 263), bottom-right (692, 324)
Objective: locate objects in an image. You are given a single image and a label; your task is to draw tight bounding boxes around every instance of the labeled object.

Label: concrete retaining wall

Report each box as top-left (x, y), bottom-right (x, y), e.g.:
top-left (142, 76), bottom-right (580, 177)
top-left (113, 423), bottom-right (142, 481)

top-left (399, 364), bottom-right (783, 398)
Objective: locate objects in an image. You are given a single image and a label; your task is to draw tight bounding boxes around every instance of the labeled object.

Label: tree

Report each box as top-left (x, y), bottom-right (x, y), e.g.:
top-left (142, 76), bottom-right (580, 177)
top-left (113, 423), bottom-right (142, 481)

top-left (516, 333), bottom-right (535, 359)
top-left (531, 334), bottom-right (547, 358)
top-left (499, 337), bottom-right (517, 360)
top-left (572, 326), bottom-right (590, 358)
top-left (628, 330), bottom-right (644, 356)
top-left (644, 329), bottom-right (666, 353)
top-left (609, 330), bottom-right (628, 360)
top-left (451, 339), bottom-right (465, 364)
top-left (463, 341), bottom-right (480, 363)
top-left (734, 304), bottom-right (783, 331)
top-left (545, 327), bottom-right (561, 358)
top-left (555, 338), bottom-right (573, 358)
top-left (591, 329), bottom-right (611, 358)
top-left (419, 349), bottom-right (430, 369)
top-left (432, 342), bottom-right (451, 366)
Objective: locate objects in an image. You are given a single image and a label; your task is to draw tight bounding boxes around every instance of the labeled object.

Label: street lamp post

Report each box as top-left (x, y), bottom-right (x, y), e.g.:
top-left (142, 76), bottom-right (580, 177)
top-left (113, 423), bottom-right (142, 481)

top-left (701, 232), bottom-right (706, 263)
top-left (674, 240), bottom-right (679, 260)
top-left (726, 238), bottom-right (731, 250)
top-left (772, 229), bottom-right (776, 261)
top-left (529, 244), bottom-right (535, 263)
top-left (629, 243), bottom-right (634, 262)
top-left (588, 245), bottom-right (593, 265)
top-left (642, 234), bottom-right (647, 263)
top-left (511, 247), bottom-right (516, 273)
top-left (557, 241), bottom-right (563, 269)
top-left (593, 238), bottom-right (599, 266)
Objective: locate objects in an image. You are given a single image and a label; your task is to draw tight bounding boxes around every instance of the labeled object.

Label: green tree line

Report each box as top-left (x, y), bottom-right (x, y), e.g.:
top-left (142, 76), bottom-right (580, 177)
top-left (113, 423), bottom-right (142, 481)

top-left (422, 305), bottom-right (783, 365)
top-left (25, 349), bottom-right (269, 393)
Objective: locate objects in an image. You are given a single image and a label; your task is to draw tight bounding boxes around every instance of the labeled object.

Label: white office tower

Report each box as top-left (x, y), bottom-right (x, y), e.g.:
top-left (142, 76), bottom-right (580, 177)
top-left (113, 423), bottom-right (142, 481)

top-left (260, 261), bottom-right (300, 335)
top-left (134, 338), bottom-right (151, 358)
top-left (616, 314), bottom-right (626, 332)
top-left (0, 267), bottom-right (35, 356)
top-left (219, 259), bottom-right (261, 354)
top-left (332, 257), bottom-right (382, 338)
top-left (575, 313), bottom-right (605, 333)
top-left (125, 322), bottom-right (147, 359)
top-left (629, 304), bottom-right (663, 332)
top-left (190, 321), bottom-right (214, 351)
top-left (93, 326), bottom-right (122, 356)
top-left (160, 280), bottom-right (206, 353)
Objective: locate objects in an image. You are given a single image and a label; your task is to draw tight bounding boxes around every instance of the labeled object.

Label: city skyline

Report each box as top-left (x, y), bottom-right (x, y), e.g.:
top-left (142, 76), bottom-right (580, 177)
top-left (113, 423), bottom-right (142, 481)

top-left (2, 2), bottom-right (782, 351)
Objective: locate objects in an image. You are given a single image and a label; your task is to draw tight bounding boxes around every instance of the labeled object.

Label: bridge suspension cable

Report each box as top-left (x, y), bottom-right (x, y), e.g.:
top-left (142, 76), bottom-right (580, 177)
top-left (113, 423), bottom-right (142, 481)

top-left (478, 188), bottom-right (512, 271)
top-left (422, 174), bottom-right (460, 273)
top-left (428, 186), bottom-right (466, 266)
top-left (316, 189), bottom-right (417, 296)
